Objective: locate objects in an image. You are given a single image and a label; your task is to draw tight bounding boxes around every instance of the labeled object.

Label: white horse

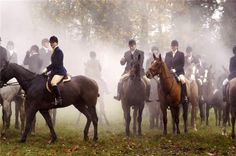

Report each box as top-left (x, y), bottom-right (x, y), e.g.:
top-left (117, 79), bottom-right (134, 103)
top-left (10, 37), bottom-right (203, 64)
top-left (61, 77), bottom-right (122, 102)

top-left (0, 83), bottom-right (25, 138)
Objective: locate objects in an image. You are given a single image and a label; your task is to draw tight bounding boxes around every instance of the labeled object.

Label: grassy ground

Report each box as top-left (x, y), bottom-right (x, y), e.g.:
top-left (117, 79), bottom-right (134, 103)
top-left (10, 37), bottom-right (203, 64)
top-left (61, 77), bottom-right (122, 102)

top-left (0, 105), bottom-right (236, 156)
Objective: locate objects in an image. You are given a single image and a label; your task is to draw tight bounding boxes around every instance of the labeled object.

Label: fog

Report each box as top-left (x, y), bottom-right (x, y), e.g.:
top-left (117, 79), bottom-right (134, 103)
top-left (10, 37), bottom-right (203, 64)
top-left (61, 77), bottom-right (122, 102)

top-left (0, 0), bottom-right (233, 123)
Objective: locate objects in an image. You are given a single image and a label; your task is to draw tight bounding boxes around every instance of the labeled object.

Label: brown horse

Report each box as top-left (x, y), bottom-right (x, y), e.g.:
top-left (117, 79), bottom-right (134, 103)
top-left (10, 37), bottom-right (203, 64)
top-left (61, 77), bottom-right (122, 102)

top-left (121, 57), bottom-right (146, 136)
top-left (146, 54), bottom-right (189, 135)
top-left (225, 78), bottom-right (236, 138)
top-left (185, 63), bottom-right (199, 131)
top-left (0, 63), bottom-right (99, 143)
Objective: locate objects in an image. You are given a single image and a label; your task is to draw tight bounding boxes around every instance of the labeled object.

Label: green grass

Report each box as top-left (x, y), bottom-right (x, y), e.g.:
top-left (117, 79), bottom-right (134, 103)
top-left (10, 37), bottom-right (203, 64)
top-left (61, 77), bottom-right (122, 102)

top-left (0, 106), bottom-right (236, 156)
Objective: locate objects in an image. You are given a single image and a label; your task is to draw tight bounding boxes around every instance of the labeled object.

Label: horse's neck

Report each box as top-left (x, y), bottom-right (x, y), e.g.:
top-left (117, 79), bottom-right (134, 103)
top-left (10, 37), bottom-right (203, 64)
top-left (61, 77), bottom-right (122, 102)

top-left (160, 63), bottom-right (175, 92)
top-left (11, 65), bottom-right (35, 91)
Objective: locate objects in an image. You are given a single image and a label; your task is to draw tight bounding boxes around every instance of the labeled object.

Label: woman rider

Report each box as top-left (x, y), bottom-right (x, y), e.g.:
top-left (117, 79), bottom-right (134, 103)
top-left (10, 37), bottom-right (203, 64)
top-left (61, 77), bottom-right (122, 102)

top-left (44, 36), bottom-right (67, 105)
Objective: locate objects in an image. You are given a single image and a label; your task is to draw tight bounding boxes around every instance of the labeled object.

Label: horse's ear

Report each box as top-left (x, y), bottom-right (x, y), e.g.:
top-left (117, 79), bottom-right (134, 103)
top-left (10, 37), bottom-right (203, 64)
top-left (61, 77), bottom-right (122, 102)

top-left (153, 53), bottom-right (157, 60)
top-left (159, 54), bottom-right (162, 61)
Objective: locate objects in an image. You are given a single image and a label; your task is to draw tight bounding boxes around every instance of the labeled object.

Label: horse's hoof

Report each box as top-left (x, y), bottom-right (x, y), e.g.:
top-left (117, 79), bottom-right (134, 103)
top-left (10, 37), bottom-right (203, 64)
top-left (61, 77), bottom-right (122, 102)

top-left (19, 139), bottom-right (26, 143)
top-left (83, 136), bottom-right (89, 142)
top-left (93, 137), bottom-right (98, 142)
top-left (232, 134), bottom-right (235, 139)
top-left (48, 139), bottom-right (56, 144)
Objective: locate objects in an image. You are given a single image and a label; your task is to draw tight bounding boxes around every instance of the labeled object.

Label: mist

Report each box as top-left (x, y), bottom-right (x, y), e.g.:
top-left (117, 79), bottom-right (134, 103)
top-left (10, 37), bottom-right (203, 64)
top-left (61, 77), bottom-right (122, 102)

top-left (0, 0), bottom-right (233, 123)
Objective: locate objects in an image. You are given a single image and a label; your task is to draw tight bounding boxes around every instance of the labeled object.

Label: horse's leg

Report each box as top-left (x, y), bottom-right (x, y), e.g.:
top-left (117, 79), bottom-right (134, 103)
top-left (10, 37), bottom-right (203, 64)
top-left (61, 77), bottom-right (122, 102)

top-left (20, 106), bottom-right (38, 143)
top-left (175, 106), bottom-right (180, 134)
top-left (222, 102), bottom-right (229, 135)
top-left (206, 104), bottom-right (210, 126)
top-left (15, 100), bottom-right (20, 129)
top-left (20, 99), bottom-right (25, 134)
top-left (52, 109), bottom-right (56, 127)
top-left (73, 104), bottom-right (92, 141)
top-left (1, 100), bottom-right (11, 138)
top-left (183, 101), bottom-right (188, 133)
top-left (231, 111), bottom-right (235, 139)
top-left (170, 107), bottom-right (176, 134)
top-left (199, 99), bottom-right (204, 124)
top-left (39, 110), bottom-right (57, 144)
top-left (90, 105), bottom-right (98, 142)
top-left (161, 104), bottom-right (167, 135)
top-left (30, 117), bottom-right (36, 135)
top-left (123, 104), bottom-right (131, 137)
top-left (133, 107), bottom-right (137, 135)
top-left (214, 107), bottom-right (218, 126)
top-left (219, 109), bottom-right (222, 126)
top-left (6, 101), bottom-right (12, 129)
top-left (138, 103), bottom-right (144, 136)
top-left (149, 103), bottom-right (155, 129)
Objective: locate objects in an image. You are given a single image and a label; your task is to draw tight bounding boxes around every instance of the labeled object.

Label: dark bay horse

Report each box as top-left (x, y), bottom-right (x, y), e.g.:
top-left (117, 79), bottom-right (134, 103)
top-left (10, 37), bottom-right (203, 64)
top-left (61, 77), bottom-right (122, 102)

top-left (121, 58), bottom-right (146, 136)
top-left (146, 54), bottom-right (189, 135)
top-left (0, 63), bottom-right (99, 143)
top-left (223, 78), bottom-right (236, 139)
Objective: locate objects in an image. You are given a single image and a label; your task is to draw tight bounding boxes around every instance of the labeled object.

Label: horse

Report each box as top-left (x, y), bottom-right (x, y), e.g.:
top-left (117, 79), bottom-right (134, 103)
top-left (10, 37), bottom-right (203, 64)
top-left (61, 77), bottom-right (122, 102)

top-left (185, 63), bottom-right (199, 131)
top-left (0, 63), bottom-right (99, 143)
top-left (121, 57), bottom-right (146, 136)
top-left (146, 54), bottom-right (189, 135)
top-left (0, 84), bottom-right (25, 138)
top-left (225, 78), bottom-right (236, 138)
top-left (146, 77), bottom-right (162, 129)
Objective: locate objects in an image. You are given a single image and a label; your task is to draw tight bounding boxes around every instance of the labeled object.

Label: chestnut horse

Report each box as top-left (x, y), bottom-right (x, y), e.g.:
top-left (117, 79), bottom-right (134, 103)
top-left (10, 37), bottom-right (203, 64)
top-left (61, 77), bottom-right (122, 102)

top-left (185, 63), bottom-right (199, 131)
top-left (146, 54), bottom-right (189, 135)
top-left (0, 63), bottom-right (99, 143)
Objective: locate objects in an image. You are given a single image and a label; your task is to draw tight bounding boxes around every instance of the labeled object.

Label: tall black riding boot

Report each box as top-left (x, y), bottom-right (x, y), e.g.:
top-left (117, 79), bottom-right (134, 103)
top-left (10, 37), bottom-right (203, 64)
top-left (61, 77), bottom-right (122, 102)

top-left (181, 83), bottom-right (188, 104)
top-left (114, 82), bottom-right (122, 101)
top-left (52, 86), bottom-right (62, 105)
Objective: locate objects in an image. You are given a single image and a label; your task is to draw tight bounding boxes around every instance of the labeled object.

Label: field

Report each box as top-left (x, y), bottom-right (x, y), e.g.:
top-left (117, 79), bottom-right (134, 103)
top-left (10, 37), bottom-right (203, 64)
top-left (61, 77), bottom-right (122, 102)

top-left (0, 101), bottom-right (236, 156)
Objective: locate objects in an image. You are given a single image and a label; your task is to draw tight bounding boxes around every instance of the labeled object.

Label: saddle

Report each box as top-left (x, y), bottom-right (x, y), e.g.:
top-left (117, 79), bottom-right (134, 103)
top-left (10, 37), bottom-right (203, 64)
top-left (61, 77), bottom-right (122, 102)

top-left (46, 75), bottom-right (71, 92)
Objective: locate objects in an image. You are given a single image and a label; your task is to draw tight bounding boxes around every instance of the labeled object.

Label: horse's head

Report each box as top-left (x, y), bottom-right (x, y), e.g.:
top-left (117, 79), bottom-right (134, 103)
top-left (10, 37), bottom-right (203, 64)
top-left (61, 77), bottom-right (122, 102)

top-left (146, 53), bottom-right (163, 79)
top-left (0, 62), bottom-right (12, 87)
top-left (130, 54), bottom-right (141, 78)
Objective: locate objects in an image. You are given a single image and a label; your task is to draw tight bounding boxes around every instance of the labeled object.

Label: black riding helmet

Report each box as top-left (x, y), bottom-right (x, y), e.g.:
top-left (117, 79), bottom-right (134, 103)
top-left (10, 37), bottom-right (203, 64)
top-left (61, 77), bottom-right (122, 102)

top-left (171, 40), bottom-right (178, 47)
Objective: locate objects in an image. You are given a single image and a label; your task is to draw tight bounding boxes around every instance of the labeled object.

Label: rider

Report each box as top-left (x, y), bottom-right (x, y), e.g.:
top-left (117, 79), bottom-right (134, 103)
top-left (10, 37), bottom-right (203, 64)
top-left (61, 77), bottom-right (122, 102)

top-left (6, 41), bottom-right (18, 64)
top-left (223, 46), bottom-right (236, 101)
top-left (44, 36), bottom-right (67, 105)
top-left (184, 46), bottom-right (198, 82)
top-left (165, 40), bottom-right (188, 104)
top-left (114, 39), bottom-right (151, 102)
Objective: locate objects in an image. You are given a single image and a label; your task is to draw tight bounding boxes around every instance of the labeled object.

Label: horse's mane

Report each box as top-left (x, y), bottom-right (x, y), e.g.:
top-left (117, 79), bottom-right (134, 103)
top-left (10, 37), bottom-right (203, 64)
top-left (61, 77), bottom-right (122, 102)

top-left (9, 63), bottom-right (37, 78)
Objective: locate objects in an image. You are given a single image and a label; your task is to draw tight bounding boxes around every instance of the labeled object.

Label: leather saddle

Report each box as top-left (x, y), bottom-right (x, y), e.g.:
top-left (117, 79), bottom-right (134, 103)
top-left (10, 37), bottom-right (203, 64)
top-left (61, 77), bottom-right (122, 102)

top-left (46, 75), bottom-right (71, 92)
